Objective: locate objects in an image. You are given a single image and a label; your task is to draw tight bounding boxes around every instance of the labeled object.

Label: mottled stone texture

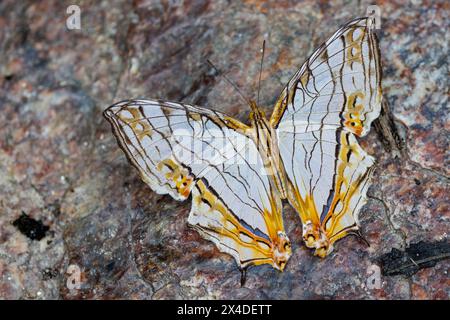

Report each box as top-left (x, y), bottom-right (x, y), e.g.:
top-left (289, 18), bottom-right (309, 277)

top-left (0, 0), bottom-right (448, 299)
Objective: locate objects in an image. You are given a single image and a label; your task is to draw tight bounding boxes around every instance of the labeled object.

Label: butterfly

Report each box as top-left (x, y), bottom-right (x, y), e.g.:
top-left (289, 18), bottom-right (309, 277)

top-left (104, 17), bottom-right (382, 272)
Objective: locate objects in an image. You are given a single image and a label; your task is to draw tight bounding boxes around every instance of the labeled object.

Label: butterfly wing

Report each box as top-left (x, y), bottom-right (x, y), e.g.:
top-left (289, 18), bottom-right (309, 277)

top-left (270, 17), bottom-right (382, 256)
top-left (104, 99), bottom-right (291, 270)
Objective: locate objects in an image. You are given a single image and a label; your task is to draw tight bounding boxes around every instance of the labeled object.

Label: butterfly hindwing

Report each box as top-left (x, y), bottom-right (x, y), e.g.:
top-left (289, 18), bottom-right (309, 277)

top-left (270, 17), bottom-right (381, 256)
top-left (320, 131), bottom-right (374, 243)
top-left (104, 100), bottom-right (291, 270)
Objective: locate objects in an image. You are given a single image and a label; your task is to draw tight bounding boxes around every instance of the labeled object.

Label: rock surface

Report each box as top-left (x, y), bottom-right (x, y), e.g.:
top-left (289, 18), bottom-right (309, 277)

top-left (0, 0), bottom-right (448, 299)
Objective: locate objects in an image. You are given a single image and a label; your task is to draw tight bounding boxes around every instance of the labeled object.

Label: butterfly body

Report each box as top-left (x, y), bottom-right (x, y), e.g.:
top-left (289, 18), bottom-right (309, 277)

top-left (104, 17), bottom-right (382, 271)
top-left (249, 101), bottom-right (289, 200)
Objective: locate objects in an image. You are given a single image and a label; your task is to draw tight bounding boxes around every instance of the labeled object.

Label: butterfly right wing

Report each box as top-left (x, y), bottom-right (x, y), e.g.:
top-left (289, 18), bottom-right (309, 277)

top-left (104, 99), bottom-right (291, 270)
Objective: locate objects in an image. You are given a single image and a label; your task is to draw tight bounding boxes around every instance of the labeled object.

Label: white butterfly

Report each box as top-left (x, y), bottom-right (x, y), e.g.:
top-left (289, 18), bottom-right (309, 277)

top-left (104, 17), bottom-right (382, 271)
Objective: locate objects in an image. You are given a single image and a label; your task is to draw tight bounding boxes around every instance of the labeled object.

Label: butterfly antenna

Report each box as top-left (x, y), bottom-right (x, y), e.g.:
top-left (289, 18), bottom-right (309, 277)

top-left (206, 59), bottom-right (252, 106)
top-left (256, 40), bottom-right (266, 106)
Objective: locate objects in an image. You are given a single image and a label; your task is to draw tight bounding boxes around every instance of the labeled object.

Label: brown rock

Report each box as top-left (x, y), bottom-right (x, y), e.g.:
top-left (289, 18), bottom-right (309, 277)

top-left (0, 0), bottom-right (448, 299)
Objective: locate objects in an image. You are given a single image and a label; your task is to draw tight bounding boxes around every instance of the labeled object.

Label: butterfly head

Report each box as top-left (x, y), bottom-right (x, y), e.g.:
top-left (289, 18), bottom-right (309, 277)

top-left (272, 231), bottom-right (292, 271)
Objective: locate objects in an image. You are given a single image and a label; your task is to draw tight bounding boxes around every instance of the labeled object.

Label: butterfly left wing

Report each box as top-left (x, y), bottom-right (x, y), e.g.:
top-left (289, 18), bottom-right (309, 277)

top-left (104, 99), bottom-right (291, 270)
top-left (270, 17), bottom-right (382, 256)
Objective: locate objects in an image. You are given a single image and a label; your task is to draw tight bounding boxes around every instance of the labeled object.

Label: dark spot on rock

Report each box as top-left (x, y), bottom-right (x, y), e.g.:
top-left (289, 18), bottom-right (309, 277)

top-left (106, 261), bottom-right (115, 272)
top-left (414, 178), bottom-right (421, 185)
top-left (4, 74), bottom-right (14, 81)
top-left (42, 268), bottom-right (59, 280)
top-left (12, 212), bottom-right (49, 241)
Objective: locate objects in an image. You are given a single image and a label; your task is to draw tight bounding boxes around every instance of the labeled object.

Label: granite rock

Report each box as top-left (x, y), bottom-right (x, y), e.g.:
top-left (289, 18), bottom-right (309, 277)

top-left (0, 0), bottom-right (448, 299)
